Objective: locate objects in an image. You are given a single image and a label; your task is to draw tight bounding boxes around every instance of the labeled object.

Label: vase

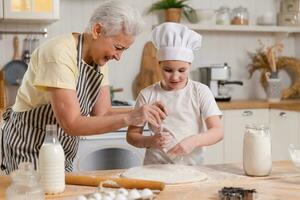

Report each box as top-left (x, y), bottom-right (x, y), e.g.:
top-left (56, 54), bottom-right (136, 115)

top-left (165, 8), bottom-right (182, 22)
top-left (266, 72), bottom-right (281, 102)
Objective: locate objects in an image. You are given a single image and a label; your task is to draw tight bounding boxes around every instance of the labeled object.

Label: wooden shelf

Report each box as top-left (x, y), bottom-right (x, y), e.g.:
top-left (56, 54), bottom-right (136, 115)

top-left (184, 24), bottom-right (300, 34)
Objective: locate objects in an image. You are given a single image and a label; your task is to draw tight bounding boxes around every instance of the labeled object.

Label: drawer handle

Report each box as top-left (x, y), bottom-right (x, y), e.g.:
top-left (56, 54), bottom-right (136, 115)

top-left (279, 112), bottom-right (287, 117)
top-left (242, 111), bottom-right (253, 116)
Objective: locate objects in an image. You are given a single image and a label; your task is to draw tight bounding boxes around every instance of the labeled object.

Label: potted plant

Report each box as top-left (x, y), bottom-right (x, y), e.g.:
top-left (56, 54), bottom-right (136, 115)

top-left (148, 0), bottom-right (197, 23)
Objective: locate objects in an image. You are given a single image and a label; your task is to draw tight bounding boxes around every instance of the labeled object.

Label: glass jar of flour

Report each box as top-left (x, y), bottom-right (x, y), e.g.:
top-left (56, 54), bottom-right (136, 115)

top-left (243, 124), bottom-right (272, 176)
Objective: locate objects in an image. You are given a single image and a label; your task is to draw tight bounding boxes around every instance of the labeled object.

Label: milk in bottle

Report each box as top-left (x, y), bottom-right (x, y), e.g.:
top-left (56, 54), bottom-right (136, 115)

top-left (38, 124), bottom-right (65, 194)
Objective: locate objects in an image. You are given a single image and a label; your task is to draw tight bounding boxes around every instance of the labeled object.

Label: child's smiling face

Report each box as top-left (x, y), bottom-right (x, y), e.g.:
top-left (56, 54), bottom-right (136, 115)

top-left (159, 60), bottom-right (191, 91)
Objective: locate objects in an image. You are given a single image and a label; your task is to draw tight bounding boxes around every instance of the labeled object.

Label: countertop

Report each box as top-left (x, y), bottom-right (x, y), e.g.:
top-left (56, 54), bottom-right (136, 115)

top-left (1, 161), bottom-right (300, 199)
top-left (218, 99), bottom-right (300, 111)
top-left (1, 100), bottom-right (300, 116)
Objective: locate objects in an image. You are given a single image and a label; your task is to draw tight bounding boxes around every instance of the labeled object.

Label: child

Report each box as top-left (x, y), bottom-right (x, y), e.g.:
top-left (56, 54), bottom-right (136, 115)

top-left (127, 22), bottom-right (223, 165)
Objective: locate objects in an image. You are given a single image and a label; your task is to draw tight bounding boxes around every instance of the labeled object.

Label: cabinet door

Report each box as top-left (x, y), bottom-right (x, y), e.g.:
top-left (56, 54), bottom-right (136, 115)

top-left (224, 109), bottom-right (269, 163)
top-left (0, 0), bottom-right (3, 19)
top-left (270, 109), bottom-right (299, 160)
top-left (3, 0), bottom-right (59, 21)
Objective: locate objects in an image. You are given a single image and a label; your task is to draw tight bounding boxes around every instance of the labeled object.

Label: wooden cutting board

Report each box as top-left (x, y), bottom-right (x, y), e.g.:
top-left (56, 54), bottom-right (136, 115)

top-left (132, 41), bottom-right (162, 98)
top-left (0, 71), bottom-right (7, 109)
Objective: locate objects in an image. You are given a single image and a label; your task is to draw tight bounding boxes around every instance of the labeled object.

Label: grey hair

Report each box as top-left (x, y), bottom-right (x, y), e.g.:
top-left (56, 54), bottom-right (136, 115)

top-left (86, 0), bottom-right (145, 37)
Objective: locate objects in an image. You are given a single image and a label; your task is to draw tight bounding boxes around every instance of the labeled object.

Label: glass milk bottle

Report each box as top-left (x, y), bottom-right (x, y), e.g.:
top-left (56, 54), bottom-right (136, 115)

top-left (243, 124), bottom-right (272, 176)
top-left (38, 124), bottom-right (65, 194)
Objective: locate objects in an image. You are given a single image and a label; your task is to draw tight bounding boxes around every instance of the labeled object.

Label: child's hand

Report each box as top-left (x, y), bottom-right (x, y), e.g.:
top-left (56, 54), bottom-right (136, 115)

top-left (149, 133), bottom-right (165, 150)
top-left (160, 131), bottom-right (176, 151)
top-left (149, 132), bottom-right (174, 150)
top-left (167, 135), bottom-right (197, 156)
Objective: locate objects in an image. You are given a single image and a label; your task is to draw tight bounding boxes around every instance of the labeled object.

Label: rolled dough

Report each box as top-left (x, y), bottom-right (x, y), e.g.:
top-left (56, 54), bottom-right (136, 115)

top-left (121, 164), bottom-right (207, 184)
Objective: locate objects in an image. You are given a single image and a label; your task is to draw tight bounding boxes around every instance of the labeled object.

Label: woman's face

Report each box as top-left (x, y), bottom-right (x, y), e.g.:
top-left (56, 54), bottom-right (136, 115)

top-left (160, 60), bottom-right (191, 91)
top-left (91, 30), bottom-right (135, 66)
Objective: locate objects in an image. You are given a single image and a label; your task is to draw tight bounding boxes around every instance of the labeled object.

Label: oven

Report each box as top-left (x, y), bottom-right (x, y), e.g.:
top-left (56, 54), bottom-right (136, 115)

top-left (73, 127), bottom-right (148, 171)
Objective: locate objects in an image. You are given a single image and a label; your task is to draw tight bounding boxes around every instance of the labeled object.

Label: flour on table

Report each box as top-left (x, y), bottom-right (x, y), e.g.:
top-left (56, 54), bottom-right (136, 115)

top-left (121, 164), bottom-right (207, 184)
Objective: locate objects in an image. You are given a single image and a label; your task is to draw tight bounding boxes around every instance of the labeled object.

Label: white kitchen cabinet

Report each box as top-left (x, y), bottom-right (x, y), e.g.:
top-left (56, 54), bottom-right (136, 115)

top-left (3, 0), bottom-right (59, 22)
top-left (0, 1), bottom-right (3, 19)
top-left (270, 109), bottom-right (299, 161)
top-left (223, 109), bottom-right (269, 163)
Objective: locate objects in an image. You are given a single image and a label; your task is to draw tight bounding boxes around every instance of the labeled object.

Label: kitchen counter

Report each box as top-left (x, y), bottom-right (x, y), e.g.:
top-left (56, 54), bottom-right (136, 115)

top-left (1, 100), bottom-right (300, 118)
top-left (218, 99), bottom-right (300, 111)
top-left (1, 161), bottom-right (299, 199)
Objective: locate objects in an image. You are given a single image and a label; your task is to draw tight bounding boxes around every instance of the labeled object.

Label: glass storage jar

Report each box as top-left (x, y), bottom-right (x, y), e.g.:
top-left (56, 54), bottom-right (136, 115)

top-left (231, 6), bottom-right (249, 25)
top-left (243, 124), bottom-right (272, 177)
top-left (6, 162), bottom-right (44, 200)
top-left (216, 6), bottom-right (231, 25)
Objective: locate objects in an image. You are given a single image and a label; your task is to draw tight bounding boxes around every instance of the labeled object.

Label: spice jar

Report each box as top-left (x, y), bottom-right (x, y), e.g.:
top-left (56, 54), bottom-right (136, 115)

top-left (231, 6), bottom-right (249, 25)
top-left (6, 162), bottom-right (44, 200)
top-left (216, 6), bottom-right (231, 25)
top-left (243, 124), bottom-right (272, 177)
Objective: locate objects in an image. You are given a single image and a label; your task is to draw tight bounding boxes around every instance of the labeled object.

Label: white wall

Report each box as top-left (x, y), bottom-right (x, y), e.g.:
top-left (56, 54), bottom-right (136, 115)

top-left (0, 0), bottom-right (297, 102)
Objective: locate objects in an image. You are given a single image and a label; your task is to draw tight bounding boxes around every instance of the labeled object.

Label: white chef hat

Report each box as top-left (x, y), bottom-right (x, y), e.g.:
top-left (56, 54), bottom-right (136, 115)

top-left (152, 22), bottom-right (202, 63)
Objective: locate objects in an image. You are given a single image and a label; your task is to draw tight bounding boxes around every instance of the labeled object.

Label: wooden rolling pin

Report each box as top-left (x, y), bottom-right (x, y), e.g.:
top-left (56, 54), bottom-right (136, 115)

top-left (65, 174), bottom-right (165, 191)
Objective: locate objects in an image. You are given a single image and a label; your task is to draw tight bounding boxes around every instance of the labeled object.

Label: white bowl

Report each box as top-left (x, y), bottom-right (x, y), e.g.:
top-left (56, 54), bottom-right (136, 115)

top-left (196, 9), bottom-right (215, 25)
top-left (257, 12), bottom-right (276, 26)
top-left (288, 144), bottom-right (300, 168)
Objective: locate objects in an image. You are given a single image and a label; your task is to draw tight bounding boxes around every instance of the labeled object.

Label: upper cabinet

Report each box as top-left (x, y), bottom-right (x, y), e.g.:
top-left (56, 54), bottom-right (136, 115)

top-left (3, 0), bottom-right (59, 22)
top-left (0, 1), bottom-right (3, 19)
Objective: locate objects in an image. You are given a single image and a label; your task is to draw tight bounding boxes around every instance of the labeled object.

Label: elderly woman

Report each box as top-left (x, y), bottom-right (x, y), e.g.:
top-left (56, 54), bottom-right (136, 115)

top-left (0, 0), bottom-right (166, 174)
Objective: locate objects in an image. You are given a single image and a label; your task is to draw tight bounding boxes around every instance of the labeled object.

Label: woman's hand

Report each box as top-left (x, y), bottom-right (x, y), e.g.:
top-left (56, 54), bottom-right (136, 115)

top-left (167, 135), bottom-right (197, 156)
top-left (125, 101), bottom-right (167, 128)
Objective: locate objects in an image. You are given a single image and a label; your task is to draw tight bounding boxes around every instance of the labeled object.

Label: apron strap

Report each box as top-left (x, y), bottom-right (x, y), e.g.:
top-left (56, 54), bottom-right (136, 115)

top-left (2, 107), bottom-right (12, 121)
top-left (77, 34), bottom-right (83, 64)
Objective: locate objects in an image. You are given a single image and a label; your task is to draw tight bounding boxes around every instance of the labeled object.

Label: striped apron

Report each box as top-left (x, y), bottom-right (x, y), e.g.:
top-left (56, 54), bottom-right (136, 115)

top-left (1, 34), bottom-right (103, 174)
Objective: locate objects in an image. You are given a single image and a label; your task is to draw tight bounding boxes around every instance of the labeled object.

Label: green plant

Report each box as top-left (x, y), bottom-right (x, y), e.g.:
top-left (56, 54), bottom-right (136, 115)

top-left (149, 0), bottom-right (191, 12)
top-left (148, 0), bottom-right (198, 23)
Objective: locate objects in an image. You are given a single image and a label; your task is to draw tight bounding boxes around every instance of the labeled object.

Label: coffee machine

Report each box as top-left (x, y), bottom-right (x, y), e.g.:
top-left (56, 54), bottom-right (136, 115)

top-left (198, 63), bottom-right (243, 101)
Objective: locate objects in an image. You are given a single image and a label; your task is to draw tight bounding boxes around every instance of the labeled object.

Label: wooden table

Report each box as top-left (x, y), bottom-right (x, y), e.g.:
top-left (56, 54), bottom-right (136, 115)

top-left (1, 161), bottom-right (300, 199)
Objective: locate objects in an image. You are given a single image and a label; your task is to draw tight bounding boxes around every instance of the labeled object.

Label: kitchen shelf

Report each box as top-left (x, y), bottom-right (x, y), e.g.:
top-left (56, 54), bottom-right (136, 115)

top-left (184, 24), bottom-right (300, 34)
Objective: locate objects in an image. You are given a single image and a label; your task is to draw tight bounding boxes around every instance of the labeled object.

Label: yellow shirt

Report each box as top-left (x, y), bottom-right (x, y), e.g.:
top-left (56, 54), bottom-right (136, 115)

top-left (13, 33), bottom-right (109, 112)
